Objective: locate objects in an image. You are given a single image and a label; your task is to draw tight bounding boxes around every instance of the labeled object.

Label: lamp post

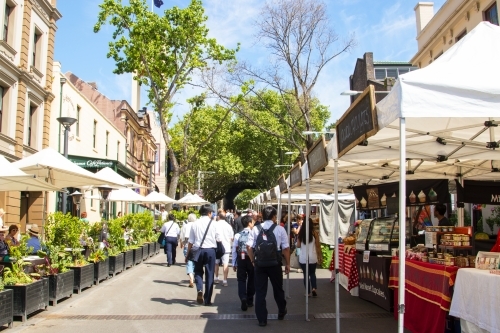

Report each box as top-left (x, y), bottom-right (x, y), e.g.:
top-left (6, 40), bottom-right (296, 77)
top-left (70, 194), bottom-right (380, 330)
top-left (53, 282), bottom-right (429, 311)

top-left (70, 190), bottom-right (83, 218)
top-left (57, 116), bottom-right (77, 214)
top-left (58, 77), bottom-right (66, 153)
top-left (148, 160), bottom-right (155, 213)
top-left (98, 186), bottom-right (113, 220)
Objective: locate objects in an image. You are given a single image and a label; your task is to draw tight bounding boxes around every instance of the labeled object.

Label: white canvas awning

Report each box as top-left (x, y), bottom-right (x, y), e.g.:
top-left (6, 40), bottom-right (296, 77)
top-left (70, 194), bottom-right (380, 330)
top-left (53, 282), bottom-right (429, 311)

top-left (0, 155), bottom-right (61, 192)
top-left (94, 167), bottom-right (145, 188)
top-left (141, 191), bottom-right (176, 204)
top-left (107, 188), bottom-right (145, 202)
top-left (176, 193), bottom-right (209, 206)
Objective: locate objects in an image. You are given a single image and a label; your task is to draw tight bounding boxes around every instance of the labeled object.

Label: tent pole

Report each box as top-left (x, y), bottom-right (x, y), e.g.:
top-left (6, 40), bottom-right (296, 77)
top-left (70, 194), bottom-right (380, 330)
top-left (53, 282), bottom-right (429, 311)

top-left (305, 177), bottom-right (310, 321)
top-left (398, 117), bottom-right (406, 333)
top-left (287, 186), bottom-right (291, 298)
top-left (334, 158), bottom-right (340, 332)
top-left (458, 167), bottom-right (464, 227)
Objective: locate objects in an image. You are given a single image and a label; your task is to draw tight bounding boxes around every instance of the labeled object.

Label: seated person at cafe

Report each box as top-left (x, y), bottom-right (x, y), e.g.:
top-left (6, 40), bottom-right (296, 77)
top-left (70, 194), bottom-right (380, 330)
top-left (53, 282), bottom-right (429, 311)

top-left (434, 204), bottom-right (452, 226)
top-left (5, 224), bottom-right (19, 247)
top-left (80, 212), bottom-right (90, 223)
top-left (26, 225), bottom-right (42, 253)
top-left (0, 226), bottom-right (9, 260)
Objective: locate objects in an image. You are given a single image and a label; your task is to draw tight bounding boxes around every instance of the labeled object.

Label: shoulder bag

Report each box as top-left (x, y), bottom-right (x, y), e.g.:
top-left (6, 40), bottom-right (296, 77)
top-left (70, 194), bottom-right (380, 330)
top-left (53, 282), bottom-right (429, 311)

top-left (187, 218), bottom-right (213, 263)
top-left (157, 222), bottom-right (175, 246)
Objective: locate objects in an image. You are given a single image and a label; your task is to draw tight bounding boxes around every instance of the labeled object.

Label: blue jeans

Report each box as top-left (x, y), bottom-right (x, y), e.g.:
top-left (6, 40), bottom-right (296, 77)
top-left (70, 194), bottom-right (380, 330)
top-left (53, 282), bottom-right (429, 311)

top-left (194, 248), bottom-right (216, 305)
top-left (165, 237), bottom-right (178, 265)
top-left (183, 246), bottom-right (194, 274)
top-left (299, 263), bottom-right (317, 293)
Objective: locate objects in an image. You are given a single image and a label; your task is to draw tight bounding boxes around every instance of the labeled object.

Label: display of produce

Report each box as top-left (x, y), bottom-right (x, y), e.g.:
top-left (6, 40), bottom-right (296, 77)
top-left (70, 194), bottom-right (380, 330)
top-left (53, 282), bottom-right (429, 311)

top-left (355, 219), bottom-right (373, 251)
top-left (355, 217), bottom-right (410, 254)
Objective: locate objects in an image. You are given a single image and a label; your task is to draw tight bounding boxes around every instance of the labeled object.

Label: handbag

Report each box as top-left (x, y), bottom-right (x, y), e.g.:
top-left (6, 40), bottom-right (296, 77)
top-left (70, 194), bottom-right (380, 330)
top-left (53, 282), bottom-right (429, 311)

top-left (187, 217), bottom-right (213, 263)
top-left (215, 241), bottom-right (225, 260)
top-left (157, 222), bottom-right (175, 246)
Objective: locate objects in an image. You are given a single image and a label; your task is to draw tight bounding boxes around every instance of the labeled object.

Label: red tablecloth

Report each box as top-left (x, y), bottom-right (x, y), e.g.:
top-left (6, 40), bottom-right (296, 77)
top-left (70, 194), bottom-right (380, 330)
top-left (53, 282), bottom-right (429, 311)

top-left (329, 244), bottom-right (359, 291)
top-left (389, 258), bottom-right (459, 333)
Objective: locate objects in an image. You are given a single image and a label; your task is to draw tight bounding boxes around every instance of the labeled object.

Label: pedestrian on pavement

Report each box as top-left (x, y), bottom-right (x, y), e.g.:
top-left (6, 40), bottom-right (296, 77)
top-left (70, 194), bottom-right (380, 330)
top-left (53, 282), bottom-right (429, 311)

top-left (160, 213), bottom-right (180, 267)
top-left (186, 204), bottom-right (220, 306)
top-left (215, 209), bottom-right (234, 286)
top-left (232, 214), bottom-right (255, 311)
top-left (233, 210), bottom-right (243, 233)
top-left (246, 206), bottom-right (290, 327)
top-left (180, 213), bottom-right (198, 288)
top-left (160, 206), bottom-right (168, 222)
top-left (296, 218), bottom-right (322, 297)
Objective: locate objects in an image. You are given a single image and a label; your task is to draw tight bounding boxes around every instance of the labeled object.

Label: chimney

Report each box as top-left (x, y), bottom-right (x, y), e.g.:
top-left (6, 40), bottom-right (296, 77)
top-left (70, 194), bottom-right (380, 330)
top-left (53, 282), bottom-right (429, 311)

top-left (415, 2), bottom-right (434, 35)
top-left (88, 82), bottom-right (98, 90)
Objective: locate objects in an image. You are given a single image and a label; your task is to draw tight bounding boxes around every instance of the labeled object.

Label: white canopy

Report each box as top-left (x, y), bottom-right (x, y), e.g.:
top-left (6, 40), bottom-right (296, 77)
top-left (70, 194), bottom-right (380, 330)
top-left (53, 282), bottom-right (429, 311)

top-left (12, 148), bottom-right (123, 189)
top-left (107, 188), bottom-right (145, 202)
top-left (141, 191), bottom-right (176, 204)
top-left (177, 193), bottom-right (209, 206)
top-left (94, 167), bottom-right (145, 188)
top-left (0, 155), bottom-right (61, 191)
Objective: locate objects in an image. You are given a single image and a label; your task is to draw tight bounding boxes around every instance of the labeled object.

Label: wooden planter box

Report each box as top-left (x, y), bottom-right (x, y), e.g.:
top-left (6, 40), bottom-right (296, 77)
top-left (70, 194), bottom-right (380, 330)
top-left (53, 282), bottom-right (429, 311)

top-left (109, 253), bottom-right (124, 277)
top-left (48, 270), bottom-right (74, 306)
top-left (0, 289), bottom-right (13, 328)
top-left (5, 278), bottom-right (49, 322)
top-left (142, 244), bottom-right (149, 261)
top-left (132, 248), bottom-right (142, 265)
top-left (94, 258), bottom-right (109, 285)
top-left (69, 264), bottom-right (94, 294)
top-left (123, 250), bottom-right (134, 270)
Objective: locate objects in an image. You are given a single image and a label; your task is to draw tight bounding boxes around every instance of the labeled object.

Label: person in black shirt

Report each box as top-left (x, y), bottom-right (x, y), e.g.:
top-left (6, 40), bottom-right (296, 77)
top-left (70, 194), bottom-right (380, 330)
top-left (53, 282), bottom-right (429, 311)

top-left (233, 210), bottom-right (243, 233)
top-left (434, 204), bottom-right (452, 226)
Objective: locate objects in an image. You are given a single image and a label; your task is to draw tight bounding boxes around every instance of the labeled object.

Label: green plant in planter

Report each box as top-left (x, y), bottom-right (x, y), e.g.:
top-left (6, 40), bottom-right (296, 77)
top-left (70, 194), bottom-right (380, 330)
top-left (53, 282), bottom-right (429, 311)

top-left (88, 248), bottom-right (107, 264)
top-left (485, 206), bottom-right (500, 235)
top-left (320, 243), bottom-right (333, 269)
top-left (3, 259), bottom-right (33, 285)
top-left (45, 212), bottom-right (86, 249)
top-left (35, 245), bottom-right (72, 275)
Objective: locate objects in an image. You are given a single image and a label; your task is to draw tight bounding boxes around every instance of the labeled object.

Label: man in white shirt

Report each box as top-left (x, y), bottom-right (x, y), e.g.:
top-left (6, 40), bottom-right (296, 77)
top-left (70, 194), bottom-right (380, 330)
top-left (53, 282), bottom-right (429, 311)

top-left (232, 214), bottom-right (255, 311)
top-left (214, 209), bottom-right (234, 286)
top-left (246, 206), bottom-right (290, 327)
top-left (160, 207), bottom-right (168, 222)
top-left (160, 213), bottom-right (180, 267)
top-left (186, 204), bottom-right (220, 306)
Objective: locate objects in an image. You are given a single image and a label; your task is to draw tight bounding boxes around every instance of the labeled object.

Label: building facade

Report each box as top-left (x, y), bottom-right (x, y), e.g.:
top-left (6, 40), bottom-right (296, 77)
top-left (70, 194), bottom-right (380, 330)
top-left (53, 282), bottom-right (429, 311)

top-left (147, 111), bottom-right (167, 196)
top-left (412, 0), bottom-right (499, 67)
top-left (0, 0), bottom-right (61, 230)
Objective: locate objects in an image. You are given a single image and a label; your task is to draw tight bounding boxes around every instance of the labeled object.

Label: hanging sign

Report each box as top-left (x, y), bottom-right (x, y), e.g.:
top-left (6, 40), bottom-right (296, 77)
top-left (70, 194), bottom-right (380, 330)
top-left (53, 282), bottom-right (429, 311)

top-left (306, 136), bottom-right (329, 178)
top-left (289, 162), bottom-right (302, 189)
top-left (336, 85), bottom-right (378, 158)
top-left (278, 174), bottom-right (287, 194)
top-left (270, 188), bottom-right (277, 200)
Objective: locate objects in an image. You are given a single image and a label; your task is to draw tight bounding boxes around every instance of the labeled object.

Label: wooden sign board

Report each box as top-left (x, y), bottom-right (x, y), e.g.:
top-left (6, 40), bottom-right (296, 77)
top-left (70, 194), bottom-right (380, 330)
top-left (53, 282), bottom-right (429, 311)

top-left (306, 136), bottom-right (329, 178)
top-left (270, 187), bottom-right (277, 200)
top-left (263, 192), bottom-right (268, 202)
top-left (278, 174), bottom-right (287, 193)
top-left (289, 162), bottom-right (302, 189)
top-left (336, 85), bottom-right (378, 158)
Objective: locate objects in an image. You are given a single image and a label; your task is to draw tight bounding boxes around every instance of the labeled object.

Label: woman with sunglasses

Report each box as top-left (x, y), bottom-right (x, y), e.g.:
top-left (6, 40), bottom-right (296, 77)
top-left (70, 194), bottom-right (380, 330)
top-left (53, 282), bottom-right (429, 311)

top-left (5, 224), bottom-right (19, 247)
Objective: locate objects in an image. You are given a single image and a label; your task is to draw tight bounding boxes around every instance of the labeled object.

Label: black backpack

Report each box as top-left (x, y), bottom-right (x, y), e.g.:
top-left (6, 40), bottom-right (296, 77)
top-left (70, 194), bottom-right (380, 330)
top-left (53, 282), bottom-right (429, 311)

top-left (254, 224), bottom-right (281, 267)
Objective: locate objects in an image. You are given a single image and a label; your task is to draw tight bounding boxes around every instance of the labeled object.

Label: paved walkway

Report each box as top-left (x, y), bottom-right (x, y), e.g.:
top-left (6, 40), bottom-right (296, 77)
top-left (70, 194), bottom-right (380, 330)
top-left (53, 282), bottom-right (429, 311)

top-left (6, 250), bottom-right (409, 333)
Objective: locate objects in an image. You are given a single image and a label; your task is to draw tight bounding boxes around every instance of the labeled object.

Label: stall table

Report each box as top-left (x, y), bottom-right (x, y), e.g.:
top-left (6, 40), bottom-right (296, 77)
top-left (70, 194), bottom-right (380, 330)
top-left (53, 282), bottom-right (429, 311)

top-left (356, 254), bottom-right (393, 311)
top-left (330, 244), bottom-right (359, 296)
top-left (389, 258), bottom-right (458, 333)
top-left (450, 268), bottom-right (500, 333)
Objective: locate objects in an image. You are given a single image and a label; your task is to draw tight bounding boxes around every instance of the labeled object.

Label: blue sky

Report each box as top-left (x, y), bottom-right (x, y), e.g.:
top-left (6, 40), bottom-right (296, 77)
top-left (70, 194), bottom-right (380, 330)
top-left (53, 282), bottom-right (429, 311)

top-left (54, 0), bottom-right (446, 125)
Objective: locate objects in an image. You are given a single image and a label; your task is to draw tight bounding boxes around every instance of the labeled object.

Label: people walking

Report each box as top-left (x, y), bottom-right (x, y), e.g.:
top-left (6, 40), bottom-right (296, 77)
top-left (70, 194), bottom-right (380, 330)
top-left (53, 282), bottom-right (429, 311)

top-left (180, 213), bottom-right (197, 288)
top-left (232, 214), bottom-right (255, 311)
top-left (233, 210), bottom-right (243, 233)
top-left (246, 206), bottom-right (290, 327)
top-left (214, 209), bottom-right (234, 286)
top-left (160, 213), bottom-right (180, 267)
top-left (186, 204), bottom-right (220, 306)
top-left (296, 217), bottom-right (322, 297)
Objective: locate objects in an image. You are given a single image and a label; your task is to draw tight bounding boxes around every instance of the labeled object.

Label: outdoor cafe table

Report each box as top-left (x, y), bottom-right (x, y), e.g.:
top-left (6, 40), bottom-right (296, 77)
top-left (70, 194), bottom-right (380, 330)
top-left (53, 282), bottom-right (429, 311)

top-left (389, 258), bottom-right (459, 333)
top-left (450, 268), bottom-right (500, 333)
top-left (0, 255), bottom-right (46, 273)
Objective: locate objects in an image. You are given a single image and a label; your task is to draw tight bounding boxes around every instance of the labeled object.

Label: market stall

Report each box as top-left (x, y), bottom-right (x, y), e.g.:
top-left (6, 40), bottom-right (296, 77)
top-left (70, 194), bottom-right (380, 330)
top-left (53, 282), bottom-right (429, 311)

top-left (330, 243), bottom-right (359, 296)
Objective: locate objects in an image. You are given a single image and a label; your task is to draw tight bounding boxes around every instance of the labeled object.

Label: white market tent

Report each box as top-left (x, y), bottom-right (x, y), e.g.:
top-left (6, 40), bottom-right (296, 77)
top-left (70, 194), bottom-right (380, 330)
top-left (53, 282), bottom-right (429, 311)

top-left (94, 167), bottom-right (146, 188)
top-left (107, 188), bottom-right (146, 202)
top-left (141, 191), bottom-right (176, 204)
top-left (0, 156), bottom-right (61, 192)
top-left (176, 193), bottom-right (209, 206)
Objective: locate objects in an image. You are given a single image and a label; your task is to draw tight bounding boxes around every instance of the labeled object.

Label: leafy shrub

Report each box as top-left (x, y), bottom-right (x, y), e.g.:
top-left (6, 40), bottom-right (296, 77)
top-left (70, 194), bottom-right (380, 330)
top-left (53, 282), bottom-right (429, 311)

top-left (320, 243), bottom-right (333, 269)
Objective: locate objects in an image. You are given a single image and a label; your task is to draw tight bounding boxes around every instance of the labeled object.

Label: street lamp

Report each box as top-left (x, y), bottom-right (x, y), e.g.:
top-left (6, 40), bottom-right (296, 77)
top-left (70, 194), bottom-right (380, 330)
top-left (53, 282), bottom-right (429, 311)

top-left (58, 77), bottom-right (67, 153)
top-left (148, 160), bottom-right (155, 212)
top-left (57, 116), bottom-right (77, 214)
top-left (98, 186), bottom-right (113, 220)
top-left (70, 190), bottom-right (83, 218)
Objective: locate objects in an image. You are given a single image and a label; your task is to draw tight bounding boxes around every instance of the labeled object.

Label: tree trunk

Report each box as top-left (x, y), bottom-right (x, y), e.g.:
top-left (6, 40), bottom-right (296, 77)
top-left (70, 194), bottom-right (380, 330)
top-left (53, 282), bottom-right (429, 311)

top-left (166, 146), bottom-right (179, 211)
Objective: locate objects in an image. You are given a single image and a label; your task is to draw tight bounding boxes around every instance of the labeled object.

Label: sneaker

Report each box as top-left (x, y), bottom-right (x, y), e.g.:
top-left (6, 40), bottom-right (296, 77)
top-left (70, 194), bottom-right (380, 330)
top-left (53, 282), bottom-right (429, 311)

top-left (196, 291), bottom-right (203, 304)
top-left (223, 281), bottom-right (228, 287)
top-left (214, 278), bottom-right (219, 284)
top-left (241, 299), bottom-right (248, 311)
top-left (258, 322), bottom-right (267, 327)
top-left (312, 290), bottom-right (317, 297)
top-left (278, 308), bottom-right (287, 320)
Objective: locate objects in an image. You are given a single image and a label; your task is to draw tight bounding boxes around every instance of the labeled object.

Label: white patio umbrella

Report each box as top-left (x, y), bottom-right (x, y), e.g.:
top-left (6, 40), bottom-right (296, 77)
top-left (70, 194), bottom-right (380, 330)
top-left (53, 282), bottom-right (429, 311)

top-left (0, 155), bottom-right (61, 191)
top-left (107, 188), bottom-right (146, 202)
top-left (176, 193), bottom-right (209, 206)
top-left (141, 191), bottom-right (176, 204)
top-left (94, 167), bottom-right (146, 188)
top-left (11, 147), bottom-right (124, 189)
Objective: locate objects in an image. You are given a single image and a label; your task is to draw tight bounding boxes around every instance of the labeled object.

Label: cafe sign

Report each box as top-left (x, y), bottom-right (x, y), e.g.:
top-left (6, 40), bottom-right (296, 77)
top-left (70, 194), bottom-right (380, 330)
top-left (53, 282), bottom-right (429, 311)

top-left (336, 85), bottom-right (378, 158)
top-left (278, 174), bottom-right (287, 194)
top-left (270, 187), bottom-right (277, 200)
top-left (289, 162), bottom-right (302, 189)
top-left (306, 136), bottom-right (329, 178)
top-left (69, 155), bottom-right (115, 169)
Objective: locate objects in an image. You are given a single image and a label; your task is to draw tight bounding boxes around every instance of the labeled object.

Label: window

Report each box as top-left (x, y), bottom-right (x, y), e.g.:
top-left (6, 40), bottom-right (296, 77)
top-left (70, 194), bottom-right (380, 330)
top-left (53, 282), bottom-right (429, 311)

top-left (28, 105), bottom-right (36, 147)
top-left (455, 29), bottom-right (467, 42)
top-left (76, 106), bottom-right (80, 137)
top-left (130, 131), bottom-right (135, 155)
top-left (485, 3), bottom-right (499, 25)
top-left (117, 141), bottom-right (120, 160)
top-left (93, 121), bottom-right (97, 148)
top-left (31, 30), bottom-right (41, 68)
top-left (91, 190), bottom-right (94, 208)
top-left (0, 86), bottom-right (4, 133)
top-left (3, 4), bottom-right (11, 43)
top-left (374, 67), bottom-right (418, 80)
top-left (105, 131), bottom-right (109, 156)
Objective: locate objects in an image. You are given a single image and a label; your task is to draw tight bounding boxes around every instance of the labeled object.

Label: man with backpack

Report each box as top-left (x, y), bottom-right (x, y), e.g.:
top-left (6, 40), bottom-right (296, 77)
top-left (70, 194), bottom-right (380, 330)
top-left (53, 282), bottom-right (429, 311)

top-left (246, 206), bottom-right (290, 327)
top-left (232, 214), bottom-right (255, 311)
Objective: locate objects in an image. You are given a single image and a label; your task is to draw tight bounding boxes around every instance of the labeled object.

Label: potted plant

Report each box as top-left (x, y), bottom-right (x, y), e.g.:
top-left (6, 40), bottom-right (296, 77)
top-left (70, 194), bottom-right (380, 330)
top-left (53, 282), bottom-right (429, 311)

top-left (0, 275), bottom-right (13, 328)
top-left (485, 206), bottom-right (500, 237)
top-left (36, 245), bottom-right (74, 306)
